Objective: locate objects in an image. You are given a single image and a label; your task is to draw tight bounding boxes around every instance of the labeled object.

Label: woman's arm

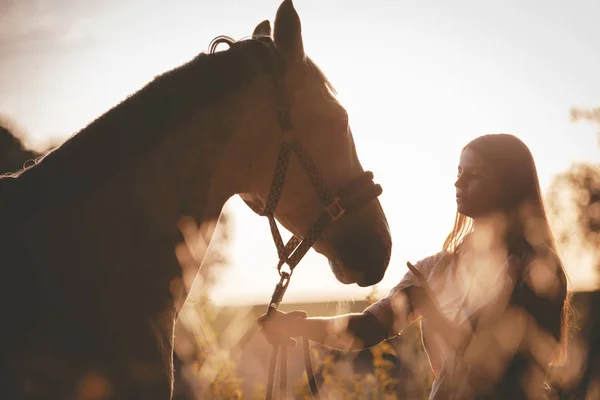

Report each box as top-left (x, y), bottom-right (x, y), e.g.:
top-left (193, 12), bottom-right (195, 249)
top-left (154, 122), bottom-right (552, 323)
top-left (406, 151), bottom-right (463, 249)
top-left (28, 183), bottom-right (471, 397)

top-left (259, 285), bottom-right (425, 351)
top-left (405, 262), bottom-right (472, 351)
top-left (302, 311), bottom-right (391, 350)
top-left (259, 308), bottom-right (398, 351)
top-left (259, 255), bottom-right (446, 351)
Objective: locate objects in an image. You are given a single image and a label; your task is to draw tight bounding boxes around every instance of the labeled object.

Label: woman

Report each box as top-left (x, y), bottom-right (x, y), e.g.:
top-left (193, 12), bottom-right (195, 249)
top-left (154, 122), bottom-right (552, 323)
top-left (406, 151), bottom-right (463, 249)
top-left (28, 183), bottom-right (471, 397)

top-left (259, 134), bottom-right (569, 399)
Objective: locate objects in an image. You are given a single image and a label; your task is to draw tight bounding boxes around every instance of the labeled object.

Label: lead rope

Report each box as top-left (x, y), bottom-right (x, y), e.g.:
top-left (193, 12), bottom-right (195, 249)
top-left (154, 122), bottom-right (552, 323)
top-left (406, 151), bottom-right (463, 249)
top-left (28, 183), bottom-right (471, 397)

top-left (252, 134), bottom-right (341, 400)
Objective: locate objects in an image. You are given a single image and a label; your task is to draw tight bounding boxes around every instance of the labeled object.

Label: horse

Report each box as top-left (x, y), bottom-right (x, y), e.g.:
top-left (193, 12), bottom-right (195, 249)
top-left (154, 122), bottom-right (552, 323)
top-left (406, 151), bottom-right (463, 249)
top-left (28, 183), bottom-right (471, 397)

top-left (0, 1), bottom-right (392, 398)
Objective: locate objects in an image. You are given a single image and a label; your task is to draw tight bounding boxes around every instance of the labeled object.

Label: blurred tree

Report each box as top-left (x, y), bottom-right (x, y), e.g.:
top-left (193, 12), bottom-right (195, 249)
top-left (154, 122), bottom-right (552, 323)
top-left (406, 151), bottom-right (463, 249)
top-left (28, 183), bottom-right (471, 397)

top-left (547, 163), bottom-right (600, 268)
top-left (0, 116), bottom-right (40, 174)
top-left (545, 108), bottom-right (600, 399)
top-left (570, 106), bottom-right (600, 146)
top-left (549, 108), bottom-right (600, 274)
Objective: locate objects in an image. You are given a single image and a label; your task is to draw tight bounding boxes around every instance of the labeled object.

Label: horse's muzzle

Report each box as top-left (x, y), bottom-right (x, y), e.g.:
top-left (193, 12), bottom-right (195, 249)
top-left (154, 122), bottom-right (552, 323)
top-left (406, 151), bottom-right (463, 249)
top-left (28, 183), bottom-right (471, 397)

top-left (327, 218), bottom-right (392, 287)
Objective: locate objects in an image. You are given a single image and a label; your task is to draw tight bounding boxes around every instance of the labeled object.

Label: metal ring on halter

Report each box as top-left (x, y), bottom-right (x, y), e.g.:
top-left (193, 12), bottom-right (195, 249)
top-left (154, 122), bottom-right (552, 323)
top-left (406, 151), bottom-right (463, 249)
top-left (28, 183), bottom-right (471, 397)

top-left (278, 262), bottom-right (293, 278)
top-left (324, 198), bottom-right (345, 222)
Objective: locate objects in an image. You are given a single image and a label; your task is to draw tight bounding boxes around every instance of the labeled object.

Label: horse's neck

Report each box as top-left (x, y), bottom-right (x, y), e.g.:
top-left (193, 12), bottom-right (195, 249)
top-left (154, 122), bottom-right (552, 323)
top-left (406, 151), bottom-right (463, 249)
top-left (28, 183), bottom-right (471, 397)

top-left (19, 119), bottom-right (221, 320)
top-left (17, 70), bottom-right (278, 323)
top-left (1, 41), bottom-right (284, 397)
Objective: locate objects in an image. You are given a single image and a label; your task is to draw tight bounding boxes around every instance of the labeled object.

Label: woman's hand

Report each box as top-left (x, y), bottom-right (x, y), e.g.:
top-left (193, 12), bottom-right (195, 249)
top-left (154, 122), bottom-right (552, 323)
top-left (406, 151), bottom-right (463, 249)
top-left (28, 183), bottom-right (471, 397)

top-left (258, 309), bottom-right (308, 347)
top-left (406, 261), bottom-right (438, 314)
top-left (406, 261), bottom-right (472, 352)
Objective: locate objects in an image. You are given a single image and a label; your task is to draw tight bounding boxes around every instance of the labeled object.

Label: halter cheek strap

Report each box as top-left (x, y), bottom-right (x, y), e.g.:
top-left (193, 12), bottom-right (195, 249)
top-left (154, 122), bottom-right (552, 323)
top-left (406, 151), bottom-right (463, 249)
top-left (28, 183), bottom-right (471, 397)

top-left (243, 133), bottom-right (382, 277)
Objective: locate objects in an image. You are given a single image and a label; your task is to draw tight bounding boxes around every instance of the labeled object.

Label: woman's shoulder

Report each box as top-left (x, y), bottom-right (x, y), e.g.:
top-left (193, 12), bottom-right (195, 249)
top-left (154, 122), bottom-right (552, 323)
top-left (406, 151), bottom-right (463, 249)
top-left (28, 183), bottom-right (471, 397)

top-left (413, 250), bottom-right (452, 274)
top-left (385, 250), bottom-right (452, 294)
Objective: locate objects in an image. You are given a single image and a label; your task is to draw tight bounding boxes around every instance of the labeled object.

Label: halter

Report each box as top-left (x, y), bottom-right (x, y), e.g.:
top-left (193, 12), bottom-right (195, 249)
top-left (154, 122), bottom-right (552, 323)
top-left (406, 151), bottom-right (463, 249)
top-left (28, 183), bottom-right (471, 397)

top-left (243, 38), bottom-right (384, 400)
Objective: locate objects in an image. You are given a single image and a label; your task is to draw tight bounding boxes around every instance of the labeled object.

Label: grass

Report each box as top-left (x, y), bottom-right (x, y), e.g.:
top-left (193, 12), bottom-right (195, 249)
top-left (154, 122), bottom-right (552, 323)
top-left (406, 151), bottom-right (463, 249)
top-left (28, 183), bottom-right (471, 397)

top-left (174, 289), bottom-right (434, 399)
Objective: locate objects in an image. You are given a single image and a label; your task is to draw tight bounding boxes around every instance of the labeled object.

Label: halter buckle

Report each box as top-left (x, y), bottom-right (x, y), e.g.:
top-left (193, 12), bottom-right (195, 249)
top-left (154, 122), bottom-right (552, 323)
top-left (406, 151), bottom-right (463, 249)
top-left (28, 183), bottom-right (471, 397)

top-left (324, 198), bottom-right (346, 222)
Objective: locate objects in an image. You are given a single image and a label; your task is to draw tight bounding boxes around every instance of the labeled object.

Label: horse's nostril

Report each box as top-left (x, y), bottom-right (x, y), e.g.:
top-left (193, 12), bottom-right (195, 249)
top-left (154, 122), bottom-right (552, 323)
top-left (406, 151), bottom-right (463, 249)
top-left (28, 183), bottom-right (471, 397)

top-left (332, 226), bottom-right (390, 285)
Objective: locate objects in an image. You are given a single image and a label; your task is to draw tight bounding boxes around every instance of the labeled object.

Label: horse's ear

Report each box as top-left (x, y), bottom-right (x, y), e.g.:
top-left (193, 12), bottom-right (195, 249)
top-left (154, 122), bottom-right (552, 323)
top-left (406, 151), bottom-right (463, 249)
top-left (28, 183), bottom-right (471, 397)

top-left (273, 0), bottom-right (304, 64)
top-left (252, 20), bottom-right (271, 39)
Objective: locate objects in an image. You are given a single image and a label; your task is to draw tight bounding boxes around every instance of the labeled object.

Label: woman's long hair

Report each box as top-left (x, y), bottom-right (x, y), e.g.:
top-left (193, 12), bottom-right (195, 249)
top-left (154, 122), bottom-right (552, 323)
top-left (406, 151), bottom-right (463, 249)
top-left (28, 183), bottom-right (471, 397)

top-left (443, 133), bottom-right (570, 364)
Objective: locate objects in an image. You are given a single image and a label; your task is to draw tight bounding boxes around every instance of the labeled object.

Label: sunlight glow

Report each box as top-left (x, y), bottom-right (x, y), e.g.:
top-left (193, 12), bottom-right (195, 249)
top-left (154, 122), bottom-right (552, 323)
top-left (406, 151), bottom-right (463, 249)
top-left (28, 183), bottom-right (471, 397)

top-left (2, 0), bottom-right (599, 306)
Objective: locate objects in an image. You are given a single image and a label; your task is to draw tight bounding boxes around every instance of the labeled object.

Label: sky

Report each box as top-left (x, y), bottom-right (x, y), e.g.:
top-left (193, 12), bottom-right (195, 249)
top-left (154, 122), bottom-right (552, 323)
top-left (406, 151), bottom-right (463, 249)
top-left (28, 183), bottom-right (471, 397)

top-left (1, 0), bottom-right (599, 306)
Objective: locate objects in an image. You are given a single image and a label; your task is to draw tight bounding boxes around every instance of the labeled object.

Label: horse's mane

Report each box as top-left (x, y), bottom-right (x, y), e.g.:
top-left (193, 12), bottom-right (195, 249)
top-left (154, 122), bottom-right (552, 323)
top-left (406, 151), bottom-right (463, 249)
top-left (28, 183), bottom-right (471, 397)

top-left (0, 123), bottom-right (41, 175)
top-left (0, 33), bottom-right (337, 223)
top-left (0, 36), bottom-right (281, 220)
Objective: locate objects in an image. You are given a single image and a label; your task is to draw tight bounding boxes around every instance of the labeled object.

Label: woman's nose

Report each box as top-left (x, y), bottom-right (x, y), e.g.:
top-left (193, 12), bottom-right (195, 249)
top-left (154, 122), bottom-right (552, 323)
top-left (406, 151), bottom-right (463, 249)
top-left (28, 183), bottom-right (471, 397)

top-left (454, 177), bottom-right (462, 189)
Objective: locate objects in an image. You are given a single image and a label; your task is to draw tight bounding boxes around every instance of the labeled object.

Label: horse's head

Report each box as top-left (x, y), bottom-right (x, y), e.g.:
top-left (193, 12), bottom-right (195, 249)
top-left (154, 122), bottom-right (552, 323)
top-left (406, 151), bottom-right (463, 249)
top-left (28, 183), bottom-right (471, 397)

top-left (228, 0), bottom-right (391, 287)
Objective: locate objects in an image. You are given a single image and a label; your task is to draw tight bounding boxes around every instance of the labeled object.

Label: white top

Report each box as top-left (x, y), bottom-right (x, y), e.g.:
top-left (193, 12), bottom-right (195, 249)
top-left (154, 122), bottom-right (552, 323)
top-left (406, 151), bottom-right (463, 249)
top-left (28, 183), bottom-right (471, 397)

top-left (364, 249), bottom-right (526, 399)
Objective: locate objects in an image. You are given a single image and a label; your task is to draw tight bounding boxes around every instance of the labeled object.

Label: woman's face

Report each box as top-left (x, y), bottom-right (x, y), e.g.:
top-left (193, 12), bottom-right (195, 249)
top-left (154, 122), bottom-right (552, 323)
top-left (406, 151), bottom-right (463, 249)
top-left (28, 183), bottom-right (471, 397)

top-left (455, 148), bottom-right (506, 218)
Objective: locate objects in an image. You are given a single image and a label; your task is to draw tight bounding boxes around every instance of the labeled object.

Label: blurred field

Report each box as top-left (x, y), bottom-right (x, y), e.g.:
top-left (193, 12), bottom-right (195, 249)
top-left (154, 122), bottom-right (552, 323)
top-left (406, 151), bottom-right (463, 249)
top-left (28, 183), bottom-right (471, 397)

top-left (173, 294), bottom-right (434, 400)
top-left (171, 289), bottom-right (600, 399)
